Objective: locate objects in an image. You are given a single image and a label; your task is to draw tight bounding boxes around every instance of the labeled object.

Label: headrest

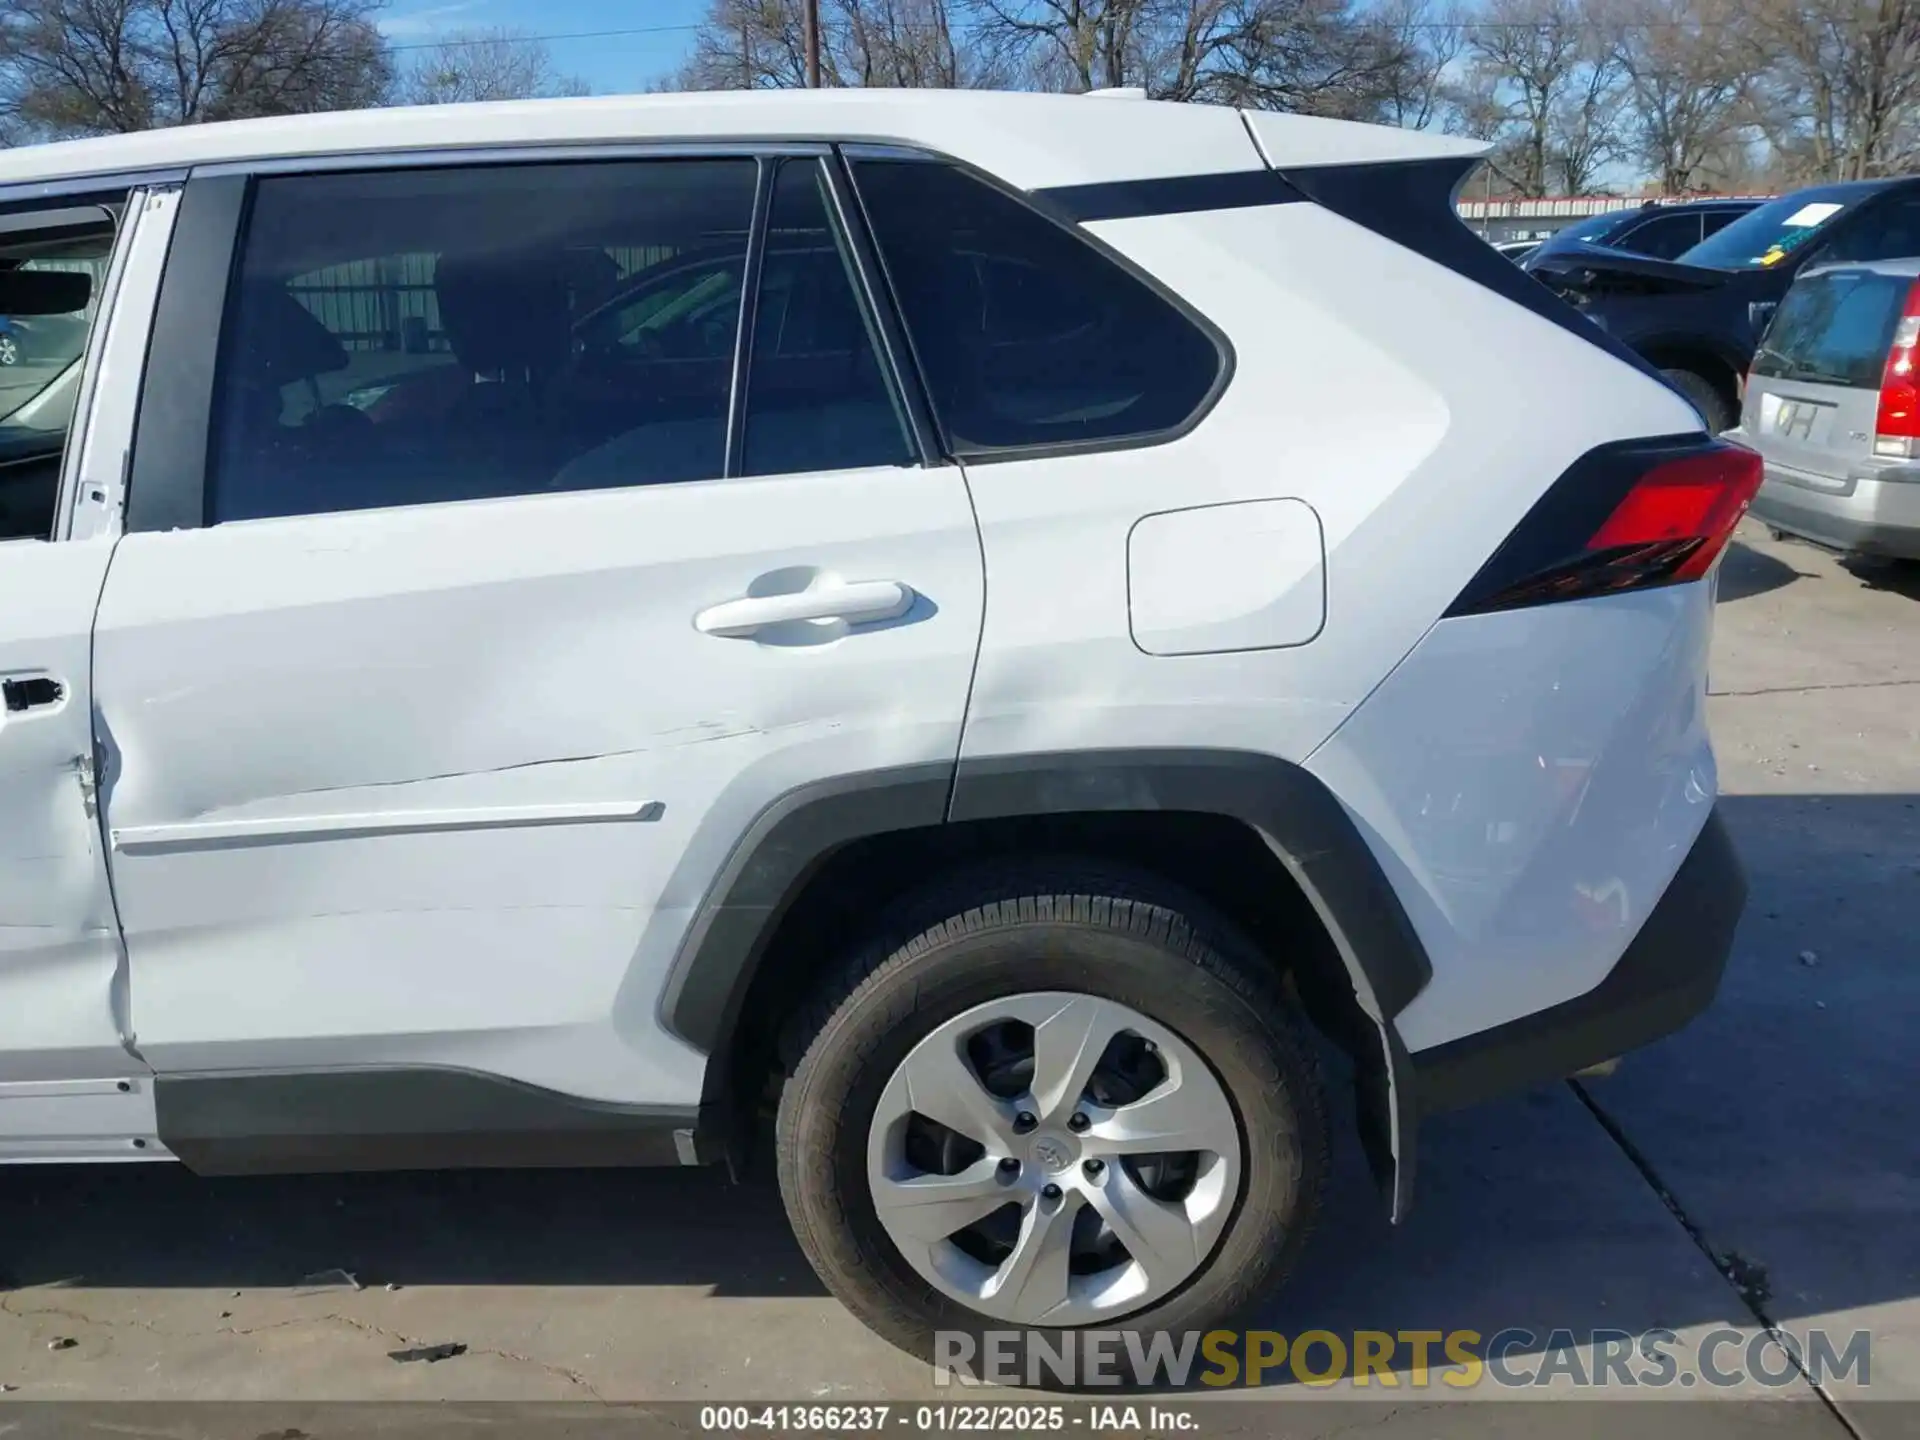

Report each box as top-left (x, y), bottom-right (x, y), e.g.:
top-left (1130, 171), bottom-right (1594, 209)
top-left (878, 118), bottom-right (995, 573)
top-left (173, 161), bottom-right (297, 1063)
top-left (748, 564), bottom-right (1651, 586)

top-left (229, 285), bottom-right (348, 386)
top-left (433, 248), bottom-right (571, 378)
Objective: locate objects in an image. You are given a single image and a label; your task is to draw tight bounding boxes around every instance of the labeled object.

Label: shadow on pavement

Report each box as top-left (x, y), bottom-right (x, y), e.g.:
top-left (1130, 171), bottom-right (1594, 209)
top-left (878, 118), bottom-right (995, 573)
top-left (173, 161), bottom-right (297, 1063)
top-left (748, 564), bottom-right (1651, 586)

top-left (1718, 541), bottom-right (1815, 602)
top-left (0, 796), bottom-right (1910, 1392)
top-left (1842, 555), bottom-right (1920, 600)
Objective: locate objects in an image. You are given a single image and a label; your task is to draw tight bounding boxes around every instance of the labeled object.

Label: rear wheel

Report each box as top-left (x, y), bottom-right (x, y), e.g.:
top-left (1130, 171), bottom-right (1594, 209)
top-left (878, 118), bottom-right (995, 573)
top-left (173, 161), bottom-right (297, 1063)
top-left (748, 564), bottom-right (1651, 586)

top-left (1661, 366), bottom-right (1734, 433)
top-left (775, 865), bottom-right (1327, 1369)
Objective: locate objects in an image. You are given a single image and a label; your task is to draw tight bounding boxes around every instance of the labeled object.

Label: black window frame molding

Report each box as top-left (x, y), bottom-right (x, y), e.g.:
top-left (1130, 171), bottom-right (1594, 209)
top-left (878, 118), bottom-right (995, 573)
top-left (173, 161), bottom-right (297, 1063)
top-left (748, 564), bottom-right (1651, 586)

top-left (125, 143), bottom-right (943, 535)
top-left (839, 144), bottom-right (1237, 466)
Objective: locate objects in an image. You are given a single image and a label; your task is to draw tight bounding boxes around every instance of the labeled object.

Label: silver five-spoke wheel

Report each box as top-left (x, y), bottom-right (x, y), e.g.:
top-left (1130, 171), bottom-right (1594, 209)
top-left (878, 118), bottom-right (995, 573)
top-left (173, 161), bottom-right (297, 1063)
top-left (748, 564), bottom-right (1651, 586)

top-left (865, 991), bottom-right (1242, 1326)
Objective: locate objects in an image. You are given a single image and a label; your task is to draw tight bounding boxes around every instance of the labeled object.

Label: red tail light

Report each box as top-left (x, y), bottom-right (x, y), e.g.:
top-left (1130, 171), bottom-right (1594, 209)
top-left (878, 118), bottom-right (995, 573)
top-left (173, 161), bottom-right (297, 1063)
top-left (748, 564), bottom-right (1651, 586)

top-left (1588, 447), bottom-right (1764, 581)
top-left (1449, 437), bottom-right (1763, 616)
top-left (1873, 279), bottom-right (1920, 458)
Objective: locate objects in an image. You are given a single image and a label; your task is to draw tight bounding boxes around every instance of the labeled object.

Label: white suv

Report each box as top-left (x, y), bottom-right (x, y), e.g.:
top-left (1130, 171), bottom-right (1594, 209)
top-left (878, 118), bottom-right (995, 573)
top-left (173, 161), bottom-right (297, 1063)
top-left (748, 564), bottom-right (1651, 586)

top-left (0, 90), bottom-right (1753, 1361)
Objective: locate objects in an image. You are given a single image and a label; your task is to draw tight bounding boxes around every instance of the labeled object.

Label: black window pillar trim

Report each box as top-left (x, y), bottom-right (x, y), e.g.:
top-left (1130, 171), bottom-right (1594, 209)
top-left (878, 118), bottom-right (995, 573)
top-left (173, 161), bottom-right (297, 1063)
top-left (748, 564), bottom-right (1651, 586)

top-left (832, 146), bottom-right (955, 462)
top-left (723, 156), bottom-right (777, 480)
top-left (823, 147), bottom-right (945, 467)
top-left (126, 171), bottom-right (249, 534)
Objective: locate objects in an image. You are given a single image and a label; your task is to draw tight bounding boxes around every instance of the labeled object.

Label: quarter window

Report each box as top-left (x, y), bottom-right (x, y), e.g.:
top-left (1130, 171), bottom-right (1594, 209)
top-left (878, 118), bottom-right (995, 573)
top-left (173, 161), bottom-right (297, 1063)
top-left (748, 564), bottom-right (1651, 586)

top-left (851, 159), bottom-right (1224, 455)
top-left (1619, 212), bottom-right (1702, 260)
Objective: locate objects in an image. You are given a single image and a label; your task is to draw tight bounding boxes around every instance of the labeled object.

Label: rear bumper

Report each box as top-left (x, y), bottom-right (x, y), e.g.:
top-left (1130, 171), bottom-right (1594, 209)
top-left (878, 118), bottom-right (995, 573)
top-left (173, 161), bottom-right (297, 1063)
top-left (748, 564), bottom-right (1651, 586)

top-left (1410, 809), bottom-right (1746, 1112)
top-left (1751, 469), bottom-right (1920, 560)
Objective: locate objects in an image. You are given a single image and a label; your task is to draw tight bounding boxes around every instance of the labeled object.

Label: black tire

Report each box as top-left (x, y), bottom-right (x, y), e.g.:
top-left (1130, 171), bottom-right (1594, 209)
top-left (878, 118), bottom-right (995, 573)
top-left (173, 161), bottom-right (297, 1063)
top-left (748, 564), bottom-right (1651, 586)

top-left (775, 861), bottom-right (1328, 1377)
top-left (1661, 367), bottom-right (1733, 433)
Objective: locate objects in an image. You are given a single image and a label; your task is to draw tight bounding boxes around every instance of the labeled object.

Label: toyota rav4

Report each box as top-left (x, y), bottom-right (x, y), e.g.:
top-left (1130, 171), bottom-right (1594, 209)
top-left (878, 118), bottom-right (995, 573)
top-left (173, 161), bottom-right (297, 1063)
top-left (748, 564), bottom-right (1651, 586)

top-left (0, 90), bottom-right (1751, 1365)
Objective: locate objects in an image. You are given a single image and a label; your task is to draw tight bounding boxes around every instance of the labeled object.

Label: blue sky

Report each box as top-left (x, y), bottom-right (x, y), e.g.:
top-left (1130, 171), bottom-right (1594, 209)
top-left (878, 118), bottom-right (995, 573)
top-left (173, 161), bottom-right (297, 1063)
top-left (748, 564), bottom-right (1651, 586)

top-left (379, 0), bottom-right (711, 93)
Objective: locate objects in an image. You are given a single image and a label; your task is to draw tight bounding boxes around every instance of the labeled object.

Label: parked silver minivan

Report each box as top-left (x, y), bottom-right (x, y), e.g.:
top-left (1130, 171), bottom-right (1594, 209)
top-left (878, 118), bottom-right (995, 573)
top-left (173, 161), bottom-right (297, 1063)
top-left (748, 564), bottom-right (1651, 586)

top-left (1739, 258), bottom-right (1920, 559)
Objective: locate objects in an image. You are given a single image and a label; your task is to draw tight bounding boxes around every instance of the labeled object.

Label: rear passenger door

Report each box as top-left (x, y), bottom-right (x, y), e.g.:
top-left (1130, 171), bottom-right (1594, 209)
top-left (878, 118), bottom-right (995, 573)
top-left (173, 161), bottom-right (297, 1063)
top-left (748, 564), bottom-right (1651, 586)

top-left (92, 152), bottom-right (983, 1115)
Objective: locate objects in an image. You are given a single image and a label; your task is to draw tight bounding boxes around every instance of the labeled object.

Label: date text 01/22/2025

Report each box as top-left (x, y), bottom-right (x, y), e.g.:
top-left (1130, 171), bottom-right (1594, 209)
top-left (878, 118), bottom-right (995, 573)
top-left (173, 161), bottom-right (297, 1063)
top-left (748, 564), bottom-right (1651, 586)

top-left (697, 1404), bottom-right (1199, 1432)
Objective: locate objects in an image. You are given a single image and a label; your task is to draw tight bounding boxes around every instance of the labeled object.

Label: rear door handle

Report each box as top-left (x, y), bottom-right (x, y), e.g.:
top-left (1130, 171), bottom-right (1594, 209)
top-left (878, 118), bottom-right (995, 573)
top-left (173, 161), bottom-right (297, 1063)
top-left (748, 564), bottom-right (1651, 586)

top-left (695, 579), bottom-right (915, 638)
top-left (2, 676), bottom-right (65, 713)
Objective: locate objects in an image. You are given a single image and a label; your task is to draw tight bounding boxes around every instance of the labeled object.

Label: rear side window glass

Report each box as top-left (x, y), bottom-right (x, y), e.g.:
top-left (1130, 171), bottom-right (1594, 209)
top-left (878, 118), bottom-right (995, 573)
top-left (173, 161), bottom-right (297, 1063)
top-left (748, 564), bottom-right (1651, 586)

top-left (743, 160), bottom-right (912, 477)
top-left (1620, 212), bottom-right (1701, 260)
top-left (851, 159), bottom-right (1223, 454)
top-left (209, 160), bottom-right (757, 524)
top-left (1700, 209), bottom-right (1744, 240)
top-left (1753, 271), bottom-right (1908, 389)
top-left (1812, 195), bottom-right (1920, 268)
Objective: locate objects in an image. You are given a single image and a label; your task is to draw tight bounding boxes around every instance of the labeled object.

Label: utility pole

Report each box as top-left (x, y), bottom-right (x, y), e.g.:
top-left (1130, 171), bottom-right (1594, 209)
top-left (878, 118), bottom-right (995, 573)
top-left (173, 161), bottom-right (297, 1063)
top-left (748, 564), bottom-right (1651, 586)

top-left (803, 0), bottom-right (822, 87)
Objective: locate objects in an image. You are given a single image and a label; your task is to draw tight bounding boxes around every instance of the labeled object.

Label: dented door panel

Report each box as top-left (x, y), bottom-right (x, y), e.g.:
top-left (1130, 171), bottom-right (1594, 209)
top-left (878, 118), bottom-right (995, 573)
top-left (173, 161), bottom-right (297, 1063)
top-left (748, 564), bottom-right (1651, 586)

top-left (0, 538), bottom-right (130, 1083)
top-left (92, 469), bottom-right (985, 1105)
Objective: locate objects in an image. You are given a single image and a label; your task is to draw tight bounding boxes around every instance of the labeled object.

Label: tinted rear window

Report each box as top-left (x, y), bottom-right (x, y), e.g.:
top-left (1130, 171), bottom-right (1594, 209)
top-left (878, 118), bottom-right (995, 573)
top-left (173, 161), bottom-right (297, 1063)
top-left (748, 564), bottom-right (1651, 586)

top-left (1752, 270), bottom-right (1909, 389)
top-left (851, 159), bottom-right (1224, 454)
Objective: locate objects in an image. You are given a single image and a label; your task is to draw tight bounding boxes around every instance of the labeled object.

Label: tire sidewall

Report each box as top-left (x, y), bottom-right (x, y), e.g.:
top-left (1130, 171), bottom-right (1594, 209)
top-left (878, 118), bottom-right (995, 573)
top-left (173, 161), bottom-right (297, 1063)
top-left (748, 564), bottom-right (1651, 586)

top-left (779, 915), bottom-right (1320, 1368)
top-left (1660, 366), bottom-right (1733, 433)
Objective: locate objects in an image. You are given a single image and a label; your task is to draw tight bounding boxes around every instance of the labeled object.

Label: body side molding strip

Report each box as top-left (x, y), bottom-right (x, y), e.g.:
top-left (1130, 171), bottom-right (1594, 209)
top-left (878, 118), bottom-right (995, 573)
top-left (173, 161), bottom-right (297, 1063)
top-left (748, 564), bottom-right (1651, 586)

top-left (156, 1067), bottom-right (700, 1174)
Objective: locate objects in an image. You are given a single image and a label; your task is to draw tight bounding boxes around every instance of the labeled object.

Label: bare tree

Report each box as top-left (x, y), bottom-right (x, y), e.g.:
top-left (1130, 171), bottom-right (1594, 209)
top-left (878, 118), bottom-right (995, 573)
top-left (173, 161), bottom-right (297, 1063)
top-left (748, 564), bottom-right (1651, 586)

top-left (1736, 0), bottom-right (1920, 181)
top-left (1548, 26), bottom-right (1621, 189)
top-left (959, 0), bottom-right (1412, 118)
top-left (839, 0), bottom-right (1007, 85)
top-left (397, 26), bottom-right (587, 105)
top-left (0, 0), bottom-right (389, 137)
top-left (1368, 0), bottom-right (1468, 132)
top-left (670, 0), bottom-right (1001, 90)
top-left (1594, 0), bottom-right (1745, 192)
top-left (1458, 0), bottom-right (1621, 195)
top-left (967, 0), bottom-right (1148, 92)
top-left (669, 0), bottom-right (1408, 117)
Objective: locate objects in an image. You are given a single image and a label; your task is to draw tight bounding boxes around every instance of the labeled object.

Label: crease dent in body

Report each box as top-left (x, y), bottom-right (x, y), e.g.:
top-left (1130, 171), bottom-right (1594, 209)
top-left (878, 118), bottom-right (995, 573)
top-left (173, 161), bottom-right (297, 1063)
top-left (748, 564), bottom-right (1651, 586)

top-left (255, 719), bottom-right (778, 806)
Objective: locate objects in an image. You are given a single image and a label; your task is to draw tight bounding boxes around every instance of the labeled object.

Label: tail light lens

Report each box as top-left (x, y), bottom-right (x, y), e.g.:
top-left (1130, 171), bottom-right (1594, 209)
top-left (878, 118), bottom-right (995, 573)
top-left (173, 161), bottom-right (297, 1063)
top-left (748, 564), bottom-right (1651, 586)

top-left (1448, 437), bottom-right (1763, 616)
top-left (1873, 281), bottom-right (1920, 458)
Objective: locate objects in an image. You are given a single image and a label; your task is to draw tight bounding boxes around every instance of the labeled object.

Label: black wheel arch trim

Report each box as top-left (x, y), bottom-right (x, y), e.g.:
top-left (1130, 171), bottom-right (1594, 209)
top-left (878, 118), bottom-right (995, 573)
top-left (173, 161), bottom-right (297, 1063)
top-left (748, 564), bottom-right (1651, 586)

top-left (945, 749), bottom-right (1433, 1019)
top-left (662, 750), bottom-right (1435, 1059)
top-left (658, 761), bottom-right (956, 1055)
top-left (661, 748), bottom-right (1433, 1220)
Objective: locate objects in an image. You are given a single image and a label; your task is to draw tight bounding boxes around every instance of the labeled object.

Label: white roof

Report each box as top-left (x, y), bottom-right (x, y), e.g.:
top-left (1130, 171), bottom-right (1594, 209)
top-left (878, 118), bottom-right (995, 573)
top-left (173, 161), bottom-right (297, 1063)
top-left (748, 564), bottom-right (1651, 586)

top-left (0, 89), bottom-right (1486, 196)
